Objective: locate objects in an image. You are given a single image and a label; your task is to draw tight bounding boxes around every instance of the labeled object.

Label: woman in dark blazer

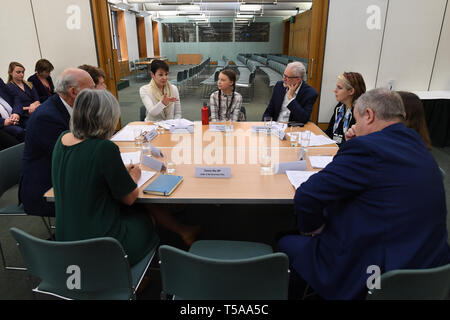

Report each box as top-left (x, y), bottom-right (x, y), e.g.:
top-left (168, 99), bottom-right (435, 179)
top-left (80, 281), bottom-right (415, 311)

top-left (325, 72), bottom-right (366, 146)
top-left (6, 62), bottom-right (40, 128)
top-left (27, 59), bottom-right (55, 103)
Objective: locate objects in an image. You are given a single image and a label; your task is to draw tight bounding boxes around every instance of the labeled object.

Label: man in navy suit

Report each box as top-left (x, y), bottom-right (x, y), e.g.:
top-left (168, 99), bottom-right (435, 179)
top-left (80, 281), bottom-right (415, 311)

top-left (0, 77), bottom-right (24, 143)
top-left (278, 88), bottom-right (450, 299)
top-left (20, 68), bottom-right (94, 216)
top-left (262, 62), bottom-right (318, 123)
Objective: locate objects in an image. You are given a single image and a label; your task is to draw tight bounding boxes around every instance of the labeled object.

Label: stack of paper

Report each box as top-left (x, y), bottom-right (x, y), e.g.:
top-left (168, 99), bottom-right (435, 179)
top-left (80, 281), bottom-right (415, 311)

top-left (285, 170), bottom-right (317, 189)
top-left (155, 119), bottom-right (194, 130)
top-left (112, 125), bottom-right (156, 142)
top-left (309, 133), bottom-right (336, 147)
top-left (309, 156), bottom-right (334, 169)
top-left (137, 170), bottom-right (156, 188)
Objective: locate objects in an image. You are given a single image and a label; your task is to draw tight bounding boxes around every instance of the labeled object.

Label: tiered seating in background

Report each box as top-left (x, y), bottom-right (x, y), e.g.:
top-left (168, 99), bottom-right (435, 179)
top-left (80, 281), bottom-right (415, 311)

top-left (171, 57), bottom-right (210, 97)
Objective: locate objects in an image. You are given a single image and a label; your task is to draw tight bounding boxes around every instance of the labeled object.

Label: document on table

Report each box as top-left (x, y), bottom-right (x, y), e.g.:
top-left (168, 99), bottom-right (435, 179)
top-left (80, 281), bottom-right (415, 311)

top-left (112, 125), bottom-right (156, 141)
top-left (309, 156), bottom-right (334, 169)
top-left (121, 151), bottom-right (141, 165)
top-left (309, 133), bottom-right (336, 147)
top-left (285, 171), bottom-right (317, 189)
top-left (137, 170), bottom-right (156, 188)
top-left (155, 119), bottom-right (194, 130)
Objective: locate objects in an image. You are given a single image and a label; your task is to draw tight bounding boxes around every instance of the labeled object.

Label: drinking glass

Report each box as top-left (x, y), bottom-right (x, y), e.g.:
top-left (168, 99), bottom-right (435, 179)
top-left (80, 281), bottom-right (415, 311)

top-left (166, 162), bottom-right (176, 174)
top-left (289, 127), bottom-right (299, 147)
top-left (300, 130), bottom-right (311, 147)
top-left (260, 147), bottom-right (272, 175)
top-left (134, 128), bottom-right (143, 146)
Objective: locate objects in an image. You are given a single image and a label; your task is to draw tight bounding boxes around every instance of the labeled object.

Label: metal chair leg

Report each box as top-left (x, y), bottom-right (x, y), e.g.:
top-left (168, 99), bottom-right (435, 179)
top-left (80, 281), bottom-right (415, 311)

top-left (0, 240), bottom-right (27, 271)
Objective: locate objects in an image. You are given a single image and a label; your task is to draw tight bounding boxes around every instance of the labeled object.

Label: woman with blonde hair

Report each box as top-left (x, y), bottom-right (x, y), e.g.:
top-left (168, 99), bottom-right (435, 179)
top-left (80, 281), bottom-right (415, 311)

top-left (325, 72), bottom-right (366, 146)
top-left (6, 61), bottom-right (40, 127)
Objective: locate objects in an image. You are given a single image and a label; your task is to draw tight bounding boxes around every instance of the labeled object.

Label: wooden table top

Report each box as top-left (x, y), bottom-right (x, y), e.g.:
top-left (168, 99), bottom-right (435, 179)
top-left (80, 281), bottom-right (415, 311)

top-left (45, 122), bottom-right (338, 204)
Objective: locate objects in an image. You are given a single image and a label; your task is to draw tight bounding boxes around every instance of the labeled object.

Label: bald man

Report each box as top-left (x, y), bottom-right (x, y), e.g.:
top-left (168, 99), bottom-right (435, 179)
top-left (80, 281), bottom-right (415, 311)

top-left (20, 68), bottom-right (95, 217)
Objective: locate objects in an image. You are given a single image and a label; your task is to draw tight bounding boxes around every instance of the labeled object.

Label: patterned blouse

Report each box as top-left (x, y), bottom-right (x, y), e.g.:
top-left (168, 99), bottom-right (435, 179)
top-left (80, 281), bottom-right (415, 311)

top-left (209, 90), bottom-right (243, 122)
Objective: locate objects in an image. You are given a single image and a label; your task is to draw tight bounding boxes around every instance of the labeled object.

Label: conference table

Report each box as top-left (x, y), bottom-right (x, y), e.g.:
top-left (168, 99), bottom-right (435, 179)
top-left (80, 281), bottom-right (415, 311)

top-left (45, 121), bottom-right (338, 205)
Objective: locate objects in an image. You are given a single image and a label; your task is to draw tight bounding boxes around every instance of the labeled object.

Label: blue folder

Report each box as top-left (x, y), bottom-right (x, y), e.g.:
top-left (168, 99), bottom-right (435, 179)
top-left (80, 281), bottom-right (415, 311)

top-left (143, 174), bottom-right (183, 196)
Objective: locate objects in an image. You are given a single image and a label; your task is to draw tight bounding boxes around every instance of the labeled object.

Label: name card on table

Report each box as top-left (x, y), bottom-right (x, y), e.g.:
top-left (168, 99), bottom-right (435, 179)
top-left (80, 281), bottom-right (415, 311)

top-left (273, 161), bottom-right (307, 174)
top-left (169, 125), bottom-right (194, 134)
top-left (195, 167), bottom-right (231, 178)
top-left (271, 128), bottom-right (286, 140)
top-left (209, 124), bottom-right (225, 132)
top-left (151, 146), bottom-right (164, 158)
top-left (142, 155), bottom-right (165, 172)
top-left (144, 129), bottom-right (158, 142)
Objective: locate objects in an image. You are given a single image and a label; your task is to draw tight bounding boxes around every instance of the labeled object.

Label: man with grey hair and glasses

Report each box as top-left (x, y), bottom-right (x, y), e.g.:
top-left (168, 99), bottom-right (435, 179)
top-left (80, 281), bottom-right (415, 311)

top-left (20, 68), bottom-right (95, 217)
top-left (278, 88), bottom-right (450, 299)
top-left (262, 61), bottom-right (318, 123)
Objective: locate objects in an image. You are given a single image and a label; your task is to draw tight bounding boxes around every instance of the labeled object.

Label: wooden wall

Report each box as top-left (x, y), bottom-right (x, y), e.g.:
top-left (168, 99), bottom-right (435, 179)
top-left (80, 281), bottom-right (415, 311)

top-left (136, 16), bottom-right (147, 58)
top-left (119, 60), bottom-right (131, 79)
top-left (288, 10), bottom-right (312, 59)
top-left (177, 54), bottom-right (202, 65)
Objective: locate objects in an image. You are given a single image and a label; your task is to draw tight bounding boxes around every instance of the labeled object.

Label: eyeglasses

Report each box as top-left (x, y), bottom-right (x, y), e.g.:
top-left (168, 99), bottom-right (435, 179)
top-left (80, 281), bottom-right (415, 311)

top-left (283, 74), bottom-right (300, 79)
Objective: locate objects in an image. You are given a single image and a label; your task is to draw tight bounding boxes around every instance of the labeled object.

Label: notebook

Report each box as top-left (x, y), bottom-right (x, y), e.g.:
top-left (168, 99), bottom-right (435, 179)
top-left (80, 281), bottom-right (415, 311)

top-left (143, 174), bottom-right (183, 196)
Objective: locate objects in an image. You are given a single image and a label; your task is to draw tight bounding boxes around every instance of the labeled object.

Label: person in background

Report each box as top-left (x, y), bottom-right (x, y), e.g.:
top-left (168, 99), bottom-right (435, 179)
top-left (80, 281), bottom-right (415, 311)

top-left (209, 69), bottom-right (243, 122)
top-left (6, 62), bottom-right (40, 127)
top-left (262, 61), bottom-right (318, 123)
top-left (325, 72), bottom-right (366, 146)
top-left (27, 59), bottom-right (55, 103)
top-left (279, 88), bottom-right (450, 299)
top-left (0, 77), bottom-right (24, 143)
top-left (397, 91), bottom-right (432, 150)
top-left (78, 64), bottom-right (107, 90)
top-left (20, 68), bottom-right (95, 217)
top-left (139, 59), bottom-right (181, 121)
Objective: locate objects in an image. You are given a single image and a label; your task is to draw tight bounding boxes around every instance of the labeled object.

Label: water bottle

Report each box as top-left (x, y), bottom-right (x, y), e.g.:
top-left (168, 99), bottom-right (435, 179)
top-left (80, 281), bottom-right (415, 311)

top-left (202, 102), bottom-right (209, 125)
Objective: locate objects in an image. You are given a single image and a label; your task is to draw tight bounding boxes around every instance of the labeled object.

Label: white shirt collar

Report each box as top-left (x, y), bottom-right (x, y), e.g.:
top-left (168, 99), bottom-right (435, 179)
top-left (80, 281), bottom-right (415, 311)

top-left (59, 95), bottom-right (73, 117)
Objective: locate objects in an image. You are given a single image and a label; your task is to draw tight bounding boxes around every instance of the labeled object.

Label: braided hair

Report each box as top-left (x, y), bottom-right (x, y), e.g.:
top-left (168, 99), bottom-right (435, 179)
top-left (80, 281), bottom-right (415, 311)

top-left (218, 69), bottom-right (236, 120)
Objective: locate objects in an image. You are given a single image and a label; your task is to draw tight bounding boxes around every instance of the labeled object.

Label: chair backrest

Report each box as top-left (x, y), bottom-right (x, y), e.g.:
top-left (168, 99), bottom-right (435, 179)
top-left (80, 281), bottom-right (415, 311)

top-left (177, 71), bottom-right (183, 82)
top-left (0, 143), bottom-right (24, 198)
top-left (183, 70), bottom-right (188, 80)
top-left (10, 227), bottom-right (134, 300)
top-left (159, 245), bottom-right (289, 300)
top-left (214, 70), bottom-right (220, 82)
top-left (366, 263), bottom-right (450, 300)
top-left (139, 105), bottom-right (146, 121)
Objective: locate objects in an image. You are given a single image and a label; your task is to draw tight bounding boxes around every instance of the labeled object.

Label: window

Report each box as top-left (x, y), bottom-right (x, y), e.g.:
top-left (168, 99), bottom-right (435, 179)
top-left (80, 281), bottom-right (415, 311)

top-left (110, 10), bottom-right (121, 60)
top-left (162, 23), bottom-right (196, 42)
top-left (199, 23), bottom-right (233, 42)
top-left (235, 22), bottom-right (270, 42)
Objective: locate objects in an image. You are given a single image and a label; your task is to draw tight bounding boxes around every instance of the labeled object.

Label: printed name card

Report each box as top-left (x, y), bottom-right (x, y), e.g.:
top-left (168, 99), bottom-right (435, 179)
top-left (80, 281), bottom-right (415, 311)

top-left (209, 124), bottom-right (225, 132)
top-left (144, 129), bottom-right (158, 142)
top-left (195, 167), bottom-right (231, 178)
top-left (273, 161), bottom-right (307, 174)
top-left (169, 125), bottom-right (194, 134)
top-left (271, 128), bottom-right (286, 140)
top-left (142, 155), bottom-right (165, 172)
top-left (150, 146), bottom-right (164, 158)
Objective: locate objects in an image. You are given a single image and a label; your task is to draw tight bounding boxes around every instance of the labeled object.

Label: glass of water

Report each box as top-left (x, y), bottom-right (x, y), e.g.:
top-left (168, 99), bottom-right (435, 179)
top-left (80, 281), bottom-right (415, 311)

top-left (300, 130), bottom-right (311, 147)
top-left (289, 127), bottom-right (299, 147)
top-left (166, 162), bottom-right (176, 174)
top-left (260, 147), bottom-right (272, 175)
top-left (225, 119), bottom-right (233, 135)
top-left (134, 128), bottom-right (143, 146)
top-left (263, 116), bottom-right (272, 135)
top-left (157, 125), bottom-right (165, 135)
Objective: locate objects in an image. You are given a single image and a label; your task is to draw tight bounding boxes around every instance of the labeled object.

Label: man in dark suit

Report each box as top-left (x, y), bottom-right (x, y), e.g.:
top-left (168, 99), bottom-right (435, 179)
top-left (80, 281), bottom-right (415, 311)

top-left (20, 68), bottom-right (95, 216)
top-left (0, 77), bottom-right (24, 144)
top-left (262, 62), bottom-right (318, 123)
top-left (278, 88), bottom-right (450, 299)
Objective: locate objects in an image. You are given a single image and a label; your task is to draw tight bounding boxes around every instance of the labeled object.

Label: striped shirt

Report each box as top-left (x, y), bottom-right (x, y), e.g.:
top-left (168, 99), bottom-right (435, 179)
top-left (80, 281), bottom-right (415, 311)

top-left (209, 90), bottom-right (243, 122)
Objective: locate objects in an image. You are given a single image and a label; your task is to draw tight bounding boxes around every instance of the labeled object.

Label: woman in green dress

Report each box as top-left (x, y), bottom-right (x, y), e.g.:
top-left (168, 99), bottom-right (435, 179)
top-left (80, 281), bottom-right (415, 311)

top-left (51, 89), bottom-right (157, 266)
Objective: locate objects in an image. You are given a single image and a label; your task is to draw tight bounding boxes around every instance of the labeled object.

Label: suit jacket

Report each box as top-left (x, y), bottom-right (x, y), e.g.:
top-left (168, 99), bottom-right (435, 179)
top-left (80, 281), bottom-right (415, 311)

top-left (262, 81), bottom-right (318, 123)
top-left (6, 81), bottom-right (39, 116)
top-left (28, 74), bottom-right (55, 103)
top-left (0, 78), bottom-right (17, 128)
top-left (278, 123), bottom-right (450, 299)
top-left (19, 94), bottom-right (71, 216)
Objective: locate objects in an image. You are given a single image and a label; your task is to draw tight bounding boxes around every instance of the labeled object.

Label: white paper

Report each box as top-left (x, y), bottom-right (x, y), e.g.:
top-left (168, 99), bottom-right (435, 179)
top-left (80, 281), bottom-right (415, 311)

top-left (286, 171), bottom-right (317, 189)
top-left (309, 133), bottom-right (337, 147)
top-left (270, 122), bottom-right (288, 132)
top-left (137, 170), bottom-right (156, 188)
top-left (112, 125), bottom-right (157, 141)
top-left (121, 151), bottom-right (141, 165)
top-left (309, 156), bottom-right (334, 169)
top-left (412, 91), bottom-right (450, 100)
top-left (155, 119), bottom-right (194, 130)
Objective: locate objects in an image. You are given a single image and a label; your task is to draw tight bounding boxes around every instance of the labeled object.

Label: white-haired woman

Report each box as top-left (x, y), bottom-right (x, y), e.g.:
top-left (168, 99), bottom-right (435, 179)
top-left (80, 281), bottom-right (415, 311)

top-left (52, 90), bottom-right (199, 265)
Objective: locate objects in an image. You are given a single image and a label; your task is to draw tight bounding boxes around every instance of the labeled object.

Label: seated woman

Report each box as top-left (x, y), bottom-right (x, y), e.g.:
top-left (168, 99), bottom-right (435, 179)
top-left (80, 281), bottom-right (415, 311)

top-left (397, 91), bottom-right (432, 150)
top-left (78, 64), bottom-right (107, 90)
top-left (325, 72), bottom-right (366, 146)
top-left (209, 69), bottom-right (243, 122)
top-left (27, 59), bottom-right (55, 103)
top-left (6, 62), bottom-right (40, 128)
top-left (139, 60), bottom-right (181, 121)
top-left (52, 89), bottom-right (157, 266)
top-left (0, 77), bottom-right (24, 142)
